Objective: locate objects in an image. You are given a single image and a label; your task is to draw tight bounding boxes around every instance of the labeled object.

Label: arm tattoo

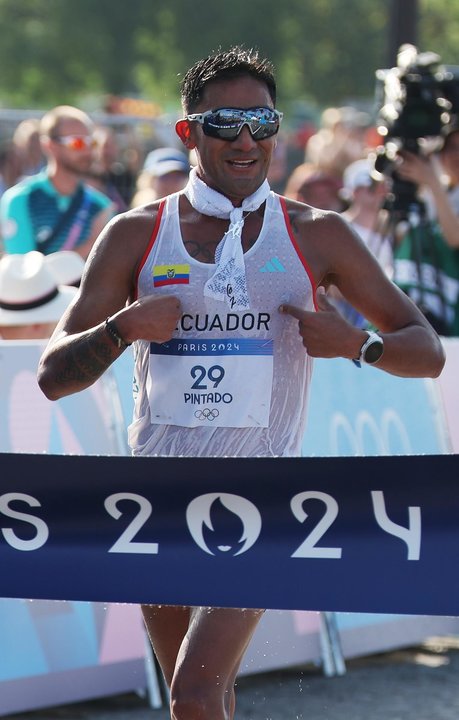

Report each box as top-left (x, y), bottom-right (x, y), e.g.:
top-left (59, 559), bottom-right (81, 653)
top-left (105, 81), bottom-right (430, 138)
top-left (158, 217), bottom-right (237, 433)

top-left (54, 330), bottom-right (118, 387)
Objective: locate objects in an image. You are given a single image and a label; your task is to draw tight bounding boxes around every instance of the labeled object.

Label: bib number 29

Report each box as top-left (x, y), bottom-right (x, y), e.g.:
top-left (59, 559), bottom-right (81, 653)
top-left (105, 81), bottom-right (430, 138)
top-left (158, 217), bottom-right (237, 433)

top-left (191, 364), bottom-right (225, 390)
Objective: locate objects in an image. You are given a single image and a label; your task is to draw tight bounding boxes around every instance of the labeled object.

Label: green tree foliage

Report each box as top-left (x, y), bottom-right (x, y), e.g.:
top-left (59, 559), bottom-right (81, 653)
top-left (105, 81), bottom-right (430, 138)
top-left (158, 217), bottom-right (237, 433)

top-left (420, 0), bottom-right (459, 67)
top-left (0, 0), bottom-right (456, 114)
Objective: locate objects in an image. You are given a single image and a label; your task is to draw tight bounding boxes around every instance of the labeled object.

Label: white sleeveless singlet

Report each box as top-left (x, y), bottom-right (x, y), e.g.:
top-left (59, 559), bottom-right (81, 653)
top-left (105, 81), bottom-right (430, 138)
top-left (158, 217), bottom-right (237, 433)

top-left (128, 191), bottom-right (316, 457)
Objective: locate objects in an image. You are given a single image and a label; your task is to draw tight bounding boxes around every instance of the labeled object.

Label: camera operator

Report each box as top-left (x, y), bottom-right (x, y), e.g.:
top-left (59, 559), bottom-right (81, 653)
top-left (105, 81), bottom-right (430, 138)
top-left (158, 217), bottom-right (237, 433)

top-left (393, 129), bottom-right (459, 336)
top-left (397, 129), bottom-right (459, 248)
top-left (373, 44), bottom-right (459, 337)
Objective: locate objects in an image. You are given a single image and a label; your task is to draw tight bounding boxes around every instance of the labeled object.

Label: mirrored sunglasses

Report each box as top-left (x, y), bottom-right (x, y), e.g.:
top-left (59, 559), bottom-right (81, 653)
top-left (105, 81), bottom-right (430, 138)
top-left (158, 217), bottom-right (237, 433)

top-left (53, 135), bottom-right (96, 151)
top-left (185, 107), bottom-right (283, 141)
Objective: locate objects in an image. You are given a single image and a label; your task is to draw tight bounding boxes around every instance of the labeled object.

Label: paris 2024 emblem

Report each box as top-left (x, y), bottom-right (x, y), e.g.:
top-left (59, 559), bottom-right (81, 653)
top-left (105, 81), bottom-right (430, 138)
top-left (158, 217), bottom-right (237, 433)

top-left (186, 493), bottom-right (262, 556)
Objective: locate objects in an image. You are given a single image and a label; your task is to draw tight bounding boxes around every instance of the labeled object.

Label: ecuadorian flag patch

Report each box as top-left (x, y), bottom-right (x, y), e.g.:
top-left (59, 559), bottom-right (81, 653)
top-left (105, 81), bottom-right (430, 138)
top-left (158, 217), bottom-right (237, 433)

top-left (153, 264), bottom-right (190, 287)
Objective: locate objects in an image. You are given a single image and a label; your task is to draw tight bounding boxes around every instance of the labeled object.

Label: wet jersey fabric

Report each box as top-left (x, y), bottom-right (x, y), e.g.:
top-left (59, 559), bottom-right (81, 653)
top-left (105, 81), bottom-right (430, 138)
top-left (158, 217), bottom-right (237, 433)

top-left (0, 171), bottom-right (112, 254)
top-left (128, 191), bottom-right (316, 458)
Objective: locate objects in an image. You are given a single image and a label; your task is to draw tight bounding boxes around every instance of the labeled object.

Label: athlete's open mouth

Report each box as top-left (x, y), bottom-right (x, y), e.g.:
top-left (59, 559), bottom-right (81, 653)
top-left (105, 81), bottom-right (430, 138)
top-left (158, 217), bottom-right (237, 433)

top-left (227, 159), bottom-right (257, 168)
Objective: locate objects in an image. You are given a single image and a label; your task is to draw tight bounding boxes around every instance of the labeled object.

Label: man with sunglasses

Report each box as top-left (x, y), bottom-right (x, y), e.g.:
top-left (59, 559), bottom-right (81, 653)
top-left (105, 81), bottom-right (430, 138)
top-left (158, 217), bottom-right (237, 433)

top-left (38, 47), bottom-right (444, 720)
top-left (0, 105), bottom-right (114, 259)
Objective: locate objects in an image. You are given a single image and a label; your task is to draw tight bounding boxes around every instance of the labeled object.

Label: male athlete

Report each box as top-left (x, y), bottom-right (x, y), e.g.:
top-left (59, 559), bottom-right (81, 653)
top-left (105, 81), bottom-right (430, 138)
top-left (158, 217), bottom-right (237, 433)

top-left (38, 47), bottom-right (444, 720)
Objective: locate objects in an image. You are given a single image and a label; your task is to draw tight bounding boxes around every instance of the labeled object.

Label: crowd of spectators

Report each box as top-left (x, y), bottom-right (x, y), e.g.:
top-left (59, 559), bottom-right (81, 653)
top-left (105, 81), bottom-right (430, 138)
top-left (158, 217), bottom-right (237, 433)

top-left (281, 104), bottom-right (459, 336)
top-left (0, 100), bottom-right (458, 336)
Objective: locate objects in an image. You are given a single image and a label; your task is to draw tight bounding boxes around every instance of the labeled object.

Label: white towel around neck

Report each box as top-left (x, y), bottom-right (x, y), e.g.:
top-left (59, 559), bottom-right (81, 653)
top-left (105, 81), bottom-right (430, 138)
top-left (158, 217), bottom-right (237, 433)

top-left (183, 167), bottom-right (270, 310)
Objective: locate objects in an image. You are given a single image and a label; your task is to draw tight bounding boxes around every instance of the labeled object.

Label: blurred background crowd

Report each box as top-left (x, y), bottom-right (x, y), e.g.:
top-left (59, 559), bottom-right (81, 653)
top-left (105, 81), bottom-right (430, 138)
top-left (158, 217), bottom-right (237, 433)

top-left (1, 0), bottom-right (459, 340)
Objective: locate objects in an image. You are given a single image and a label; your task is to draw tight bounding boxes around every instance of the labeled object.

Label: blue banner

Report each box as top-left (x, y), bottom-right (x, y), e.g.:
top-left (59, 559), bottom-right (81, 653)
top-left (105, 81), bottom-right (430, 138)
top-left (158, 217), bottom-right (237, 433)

top-left (0, 452), bottom-right (458, 615)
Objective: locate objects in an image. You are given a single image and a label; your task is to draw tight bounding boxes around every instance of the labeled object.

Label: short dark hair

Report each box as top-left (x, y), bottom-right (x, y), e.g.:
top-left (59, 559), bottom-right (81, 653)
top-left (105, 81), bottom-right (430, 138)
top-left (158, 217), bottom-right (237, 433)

top-left (180, 46), bottom-right (277, 113)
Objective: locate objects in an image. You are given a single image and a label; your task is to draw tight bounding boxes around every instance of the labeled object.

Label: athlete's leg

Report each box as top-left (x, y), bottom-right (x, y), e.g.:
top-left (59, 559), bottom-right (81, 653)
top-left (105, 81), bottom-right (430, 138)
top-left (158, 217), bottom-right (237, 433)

top-left (170, 606), bottom-right (264, 720)
top-left (141, 604), bottom-right (192, 687)
top-left (220, 625), bottom-right (262, 720)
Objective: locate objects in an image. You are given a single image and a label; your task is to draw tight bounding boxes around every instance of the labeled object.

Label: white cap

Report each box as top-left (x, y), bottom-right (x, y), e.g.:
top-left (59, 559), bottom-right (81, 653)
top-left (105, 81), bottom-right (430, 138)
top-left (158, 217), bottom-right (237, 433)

top-left (143, 147), bottom-right (190, 177)
top-left (343, 159), bottom-right (375, 192)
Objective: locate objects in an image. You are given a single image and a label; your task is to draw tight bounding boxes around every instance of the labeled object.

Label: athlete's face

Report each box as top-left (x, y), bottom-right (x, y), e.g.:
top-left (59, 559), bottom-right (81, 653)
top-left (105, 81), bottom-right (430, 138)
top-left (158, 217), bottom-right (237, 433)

top-left (51, 119), bottom-right (95, 176)
top-left (178, 76), bottom-right (277, 206)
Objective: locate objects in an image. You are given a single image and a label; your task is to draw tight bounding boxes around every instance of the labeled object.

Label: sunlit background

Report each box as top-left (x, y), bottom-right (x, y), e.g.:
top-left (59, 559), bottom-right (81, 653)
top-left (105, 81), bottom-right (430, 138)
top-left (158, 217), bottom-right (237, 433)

top-left (0, 0), bottom-right (455, 201)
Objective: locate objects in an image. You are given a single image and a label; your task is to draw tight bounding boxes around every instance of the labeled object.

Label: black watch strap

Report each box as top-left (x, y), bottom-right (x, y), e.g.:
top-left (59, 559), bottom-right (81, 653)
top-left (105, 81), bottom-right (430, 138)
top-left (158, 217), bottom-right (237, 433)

top-left (105, 317), bottom-right (131, 349)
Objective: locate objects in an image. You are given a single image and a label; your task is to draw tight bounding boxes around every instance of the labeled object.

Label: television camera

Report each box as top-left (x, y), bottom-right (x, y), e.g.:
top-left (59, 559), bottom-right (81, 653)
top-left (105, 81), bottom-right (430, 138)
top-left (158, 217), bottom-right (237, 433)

top-left (374, 44), bottom-right (459, 217)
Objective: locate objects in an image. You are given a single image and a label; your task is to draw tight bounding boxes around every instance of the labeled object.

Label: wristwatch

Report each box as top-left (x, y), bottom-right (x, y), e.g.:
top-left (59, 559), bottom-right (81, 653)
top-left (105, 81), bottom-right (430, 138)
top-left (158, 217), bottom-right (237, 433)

top-left (355, 331), bottom-right (384, 365)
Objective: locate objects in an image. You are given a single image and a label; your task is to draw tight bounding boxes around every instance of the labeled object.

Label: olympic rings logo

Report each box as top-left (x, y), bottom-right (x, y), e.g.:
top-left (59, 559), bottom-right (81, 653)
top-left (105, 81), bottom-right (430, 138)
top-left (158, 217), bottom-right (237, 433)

top-left (194, 408), bottom-right (219, 421)
top-left (330, 409), bottom-right (412, 456)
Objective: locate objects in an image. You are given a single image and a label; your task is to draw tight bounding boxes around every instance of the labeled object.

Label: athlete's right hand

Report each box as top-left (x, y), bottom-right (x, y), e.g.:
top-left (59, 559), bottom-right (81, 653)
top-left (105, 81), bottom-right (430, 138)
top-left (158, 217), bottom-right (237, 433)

top-left (116, 295), bottom-right (182, 344)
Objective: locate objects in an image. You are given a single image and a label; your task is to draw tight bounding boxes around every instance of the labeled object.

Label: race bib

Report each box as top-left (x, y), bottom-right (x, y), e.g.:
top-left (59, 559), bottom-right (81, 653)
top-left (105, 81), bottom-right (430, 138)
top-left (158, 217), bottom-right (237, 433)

top-left (148, 338), bottom-right (273, 428)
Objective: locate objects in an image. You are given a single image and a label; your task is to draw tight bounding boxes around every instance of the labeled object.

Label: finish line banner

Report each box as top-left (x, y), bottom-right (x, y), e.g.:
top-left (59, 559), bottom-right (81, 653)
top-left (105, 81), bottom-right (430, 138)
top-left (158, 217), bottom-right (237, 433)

top-left (0, 452), bottom-right (458, 616)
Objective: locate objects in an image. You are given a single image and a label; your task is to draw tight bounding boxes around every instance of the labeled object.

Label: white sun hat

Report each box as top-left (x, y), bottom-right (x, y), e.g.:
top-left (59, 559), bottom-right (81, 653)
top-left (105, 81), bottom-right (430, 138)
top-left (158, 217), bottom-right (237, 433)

top-left (45, 250), bottom-right (85, 287)
top-left (0, 251), bottom-right (77, 326)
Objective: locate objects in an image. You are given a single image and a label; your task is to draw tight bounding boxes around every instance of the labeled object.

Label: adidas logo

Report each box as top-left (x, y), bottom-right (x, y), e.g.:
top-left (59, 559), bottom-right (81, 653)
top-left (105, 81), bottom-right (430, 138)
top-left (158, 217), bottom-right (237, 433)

top-left (259, 257), bottom-right (286, 273)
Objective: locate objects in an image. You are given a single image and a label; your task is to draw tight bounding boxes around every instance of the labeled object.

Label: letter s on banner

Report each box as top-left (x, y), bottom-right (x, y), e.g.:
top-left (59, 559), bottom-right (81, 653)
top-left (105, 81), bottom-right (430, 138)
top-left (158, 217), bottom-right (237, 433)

top-left (0, 493), bottom-right (49, 550)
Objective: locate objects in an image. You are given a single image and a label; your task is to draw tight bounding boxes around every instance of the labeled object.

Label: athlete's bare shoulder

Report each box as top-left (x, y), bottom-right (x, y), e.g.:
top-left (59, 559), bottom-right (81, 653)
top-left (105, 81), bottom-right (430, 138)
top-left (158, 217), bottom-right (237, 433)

top-left (281, 196), bottom-right (352, 244)
top-left (279, 196), bottom-right (365, 284)
top-left (76, 198), bottom-right (166, 301)
top-left (89, 199), bottom-right (163, 265)
top-left (104, 199), bottom-right (163, 243)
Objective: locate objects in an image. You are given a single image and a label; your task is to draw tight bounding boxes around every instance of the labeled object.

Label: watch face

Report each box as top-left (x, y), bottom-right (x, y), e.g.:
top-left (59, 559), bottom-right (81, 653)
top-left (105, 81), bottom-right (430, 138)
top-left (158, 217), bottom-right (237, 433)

top-left (364, 339), bottom-right (384, 364)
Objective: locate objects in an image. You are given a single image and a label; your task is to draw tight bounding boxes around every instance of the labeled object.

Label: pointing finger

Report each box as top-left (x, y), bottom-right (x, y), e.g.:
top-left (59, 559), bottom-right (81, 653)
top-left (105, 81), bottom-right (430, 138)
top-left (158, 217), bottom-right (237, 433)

top-left (279, 303), bottom-right (307, 320)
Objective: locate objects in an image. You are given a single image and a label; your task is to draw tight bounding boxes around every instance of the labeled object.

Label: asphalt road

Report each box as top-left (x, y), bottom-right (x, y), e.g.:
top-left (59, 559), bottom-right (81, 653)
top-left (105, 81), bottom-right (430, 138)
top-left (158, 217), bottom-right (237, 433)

top-left (8, 636), bottom-right (459, 720)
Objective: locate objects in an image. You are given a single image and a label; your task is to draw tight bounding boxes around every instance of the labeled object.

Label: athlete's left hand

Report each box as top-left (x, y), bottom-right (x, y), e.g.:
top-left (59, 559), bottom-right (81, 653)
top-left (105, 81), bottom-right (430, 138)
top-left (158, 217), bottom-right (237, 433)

top-left (279, 286), bottom-right (365, 359)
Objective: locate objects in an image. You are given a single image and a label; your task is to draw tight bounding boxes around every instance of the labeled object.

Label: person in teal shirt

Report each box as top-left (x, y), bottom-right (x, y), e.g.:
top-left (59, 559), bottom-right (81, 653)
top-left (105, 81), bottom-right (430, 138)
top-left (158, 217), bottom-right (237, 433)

top-left (0, 105), bottom-right (114, 259)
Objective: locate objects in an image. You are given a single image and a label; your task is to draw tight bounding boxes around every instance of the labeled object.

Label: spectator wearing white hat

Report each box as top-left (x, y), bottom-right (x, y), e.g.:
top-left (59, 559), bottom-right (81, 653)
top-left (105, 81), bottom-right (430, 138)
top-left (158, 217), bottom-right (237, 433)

top-left (340, 157), bottom-right (393, 277)
top-left (327, 157), bottom-right (393, 328)
top-left (131, 147), bottom-right (191, 207)
top-left (0, 251), bottom-right (77, 339)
